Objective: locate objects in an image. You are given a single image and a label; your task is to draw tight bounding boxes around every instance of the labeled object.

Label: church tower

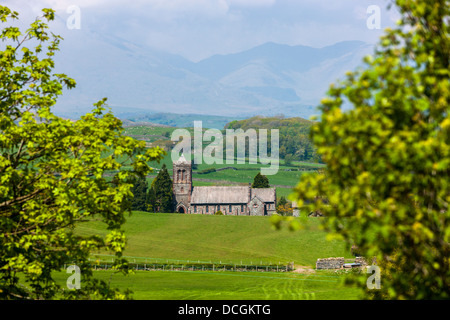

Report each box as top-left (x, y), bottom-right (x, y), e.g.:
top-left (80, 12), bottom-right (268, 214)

top-left (173, 155), bottom-right (192, 213)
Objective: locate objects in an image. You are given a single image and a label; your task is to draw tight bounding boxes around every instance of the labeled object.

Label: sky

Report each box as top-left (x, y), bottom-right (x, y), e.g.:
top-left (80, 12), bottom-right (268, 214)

top-left (4, 0), bottom-right (400, 62)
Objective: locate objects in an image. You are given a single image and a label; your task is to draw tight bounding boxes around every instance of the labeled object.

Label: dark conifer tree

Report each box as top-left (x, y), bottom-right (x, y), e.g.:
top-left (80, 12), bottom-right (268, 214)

top-left (251, 172), bottom-right (270, 188)
top-left (130, 175), bottom-right (148, 211)
top-left (149, 164), bottom-right (174, 213)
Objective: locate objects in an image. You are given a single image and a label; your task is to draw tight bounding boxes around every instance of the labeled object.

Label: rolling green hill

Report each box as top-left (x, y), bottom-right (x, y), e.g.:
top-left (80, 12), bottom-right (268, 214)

top-left (225, 115), bottom-right (319, 162)
top-left (76, 212), bottom-right (353, 267)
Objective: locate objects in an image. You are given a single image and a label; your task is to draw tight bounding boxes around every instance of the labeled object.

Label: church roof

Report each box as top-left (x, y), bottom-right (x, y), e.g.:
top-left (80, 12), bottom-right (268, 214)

top-left (190, 186), bottom-right (275, 204)
top-left (251, 188), bottom-right (277, 203)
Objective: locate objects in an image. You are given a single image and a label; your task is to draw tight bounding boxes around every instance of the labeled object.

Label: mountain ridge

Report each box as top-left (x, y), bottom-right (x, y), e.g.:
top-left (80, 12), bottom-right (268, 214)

top-left (51, 26), bottom-right (373, 120)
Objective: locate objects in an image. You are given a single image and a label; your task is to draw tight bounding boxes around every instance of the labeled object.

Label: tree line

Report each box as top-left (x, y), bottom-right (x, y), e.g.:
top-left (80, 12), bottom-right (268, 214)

top-left (225, 116), bottom-right (321, 163)
top-left (130, 164), bottom-right (174, 213)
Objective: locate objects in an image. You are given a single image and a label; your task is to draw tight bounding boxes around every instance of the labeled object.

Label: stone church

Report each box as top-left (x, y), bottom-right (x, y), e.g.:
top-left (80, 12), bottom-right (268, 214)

top-left (172, 155), bottom-right (277, 216)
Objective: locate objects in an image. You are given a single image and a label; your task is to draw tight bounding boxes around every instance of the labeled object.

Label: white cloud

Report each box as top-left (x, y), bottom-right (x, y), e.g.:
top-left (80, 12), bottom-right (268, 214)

top-left (3, 0), bottom-right (398, 62)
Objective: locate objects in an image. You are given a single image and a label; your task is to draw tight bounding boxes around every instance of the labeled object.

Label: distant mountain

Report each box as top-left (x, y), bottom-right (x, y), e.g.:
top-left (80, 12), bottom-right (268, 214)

top-left (51, 19), bottom-right (373, 122)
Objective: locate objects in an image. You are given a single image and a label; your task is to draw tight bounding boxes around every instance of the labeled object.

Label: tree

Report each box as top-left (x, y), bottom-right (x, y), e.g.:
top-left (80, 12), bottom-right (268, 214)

top-left (289, 0), bottom-right (449, 299)
top-left (252, 172), bottom-right (270, 188)
top-left (278, 196), bottom-right (288, 207)
top-left (148, 164), bottom-right (173, 213)
top-left (130, 175), bottom-right (149, 212)
top-left (0, 6), bottom-right (165, 299)
top-left (277, 200), bottom-right (293, 217)
top-left (276, 196), bottom-right (293, 216)
top-left (284, 154), bottom-right (294, 166)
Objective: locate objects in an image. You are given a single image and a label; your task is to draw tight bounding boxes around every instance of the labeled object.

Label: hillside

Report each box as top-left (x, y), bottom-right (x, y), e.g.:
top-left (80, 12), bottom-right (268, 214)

top-left (226, 116), bottom-right (319, 162)
top-left (75, 212), bottom-right (353, 267)
top-left (51, 22), bottom-right (373, 119)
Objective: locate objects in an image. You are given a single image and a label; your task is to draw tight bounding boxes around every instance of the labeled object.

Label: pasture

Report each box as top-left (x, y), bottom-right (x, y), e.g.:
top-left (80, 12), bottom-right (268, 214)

top-left (66, 212), bottom-right (364, 299)
top-left (76, 212), bottom-right (353, 267)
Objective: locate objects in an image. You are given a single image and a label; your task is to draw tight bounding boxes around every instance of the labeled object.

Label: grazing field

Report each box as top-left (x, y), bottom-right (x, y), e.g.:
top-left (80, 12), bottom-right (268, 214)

top-left (53, 269), bottom-right (362, 300)
top-left (70, 213), bottom-right (362, 300)
top-left (76, 212), bottom-right (353, 267)
top-left (120, 124), bottom-right (324, 201)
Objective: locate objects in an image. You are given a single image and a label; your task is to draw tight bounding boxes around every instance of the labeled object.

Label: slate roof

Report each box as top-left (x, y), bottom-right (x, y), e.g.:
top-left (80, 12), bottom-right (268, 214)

top-left (190, 186), bottom-right (276, 204)
top-left (251, 188), bottom-right (277, 203)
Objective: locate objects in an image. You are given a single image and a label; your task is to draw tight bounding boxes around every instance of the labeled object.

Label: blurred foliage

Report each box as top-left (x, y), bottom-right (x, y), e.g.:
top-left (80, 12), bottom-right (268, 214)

top-left (0, 6), bottom-right (165, 299)
top-left (285, 0), bottom-right (449, 299)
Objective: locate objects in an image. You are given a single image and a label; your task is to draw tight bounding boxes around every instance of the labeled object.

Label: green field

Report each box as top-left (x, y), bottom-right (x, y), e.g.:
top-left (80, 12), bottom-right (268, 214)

top-left (54, 269), bottom-right (361, 300)
top-left (77, 212), bottom-right (353, 267)
top-left (80, 129), bottom-right (356, 300)
top-left (120, 124), bottom-right (325, 200)
top-left (69, 212), bottom-right (362, 299)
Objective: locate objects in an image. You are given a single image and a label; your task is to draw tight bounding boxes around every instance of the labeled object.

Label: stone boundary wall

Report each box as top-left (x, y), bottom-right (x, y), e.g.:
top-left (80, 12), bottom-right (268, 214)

top-left (316, 257), bottom-right (345, 269)
top-left (355, 257), bottom-right (368, 266)
top-left (316, 257), bottom-right (376, 270)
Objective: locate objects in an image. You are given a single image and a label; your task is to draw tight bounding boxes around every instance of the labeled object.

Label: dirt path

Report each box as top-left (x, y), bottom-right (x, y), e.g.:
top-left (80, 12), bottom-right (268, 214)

top-left (292, 266), bottom-right (315, 274)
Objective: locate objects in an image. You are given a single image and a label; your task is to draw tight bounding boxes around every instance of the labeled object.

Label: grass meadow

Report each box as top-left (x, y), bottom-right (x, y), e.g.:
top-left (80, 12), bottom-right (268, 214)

top-left (76, 212), bottom-right (353, 266)
top-left (65, 212), bottom-right (363, 300)
top-left (72, 127), bottom-right (355, 300)
top-left (54, 269), bottom-right (361, 300)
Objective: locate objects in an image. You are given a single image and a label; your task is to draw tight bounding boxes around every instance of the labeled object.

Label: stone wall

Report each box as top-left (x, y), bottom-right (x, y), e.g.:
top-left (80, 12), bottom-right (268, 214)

top-left (355, 257), bottom-right (368, 266)
top-left (248, 196), bottom-right (265, 216)
top-left (315, 257), bottom-right (345, 269)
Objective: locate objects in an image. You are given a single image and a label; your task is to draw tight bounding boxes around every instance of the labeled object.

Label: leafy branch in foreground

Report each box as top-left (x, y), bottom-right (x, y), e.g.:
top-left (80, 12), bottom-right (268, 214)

top-left (280, 0), bottom-right (449, 299)
top-left (0, 6), bottom-right (165, 299)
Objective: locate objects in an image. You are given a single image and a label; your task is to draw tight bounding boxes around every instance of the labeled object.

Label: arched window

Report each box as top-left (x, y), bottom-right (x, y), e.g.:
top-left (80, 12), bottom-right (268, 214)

top-left (182, 169), bottom-right (186, 181)
top-left (177, 169), bottom-right (181, 182)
